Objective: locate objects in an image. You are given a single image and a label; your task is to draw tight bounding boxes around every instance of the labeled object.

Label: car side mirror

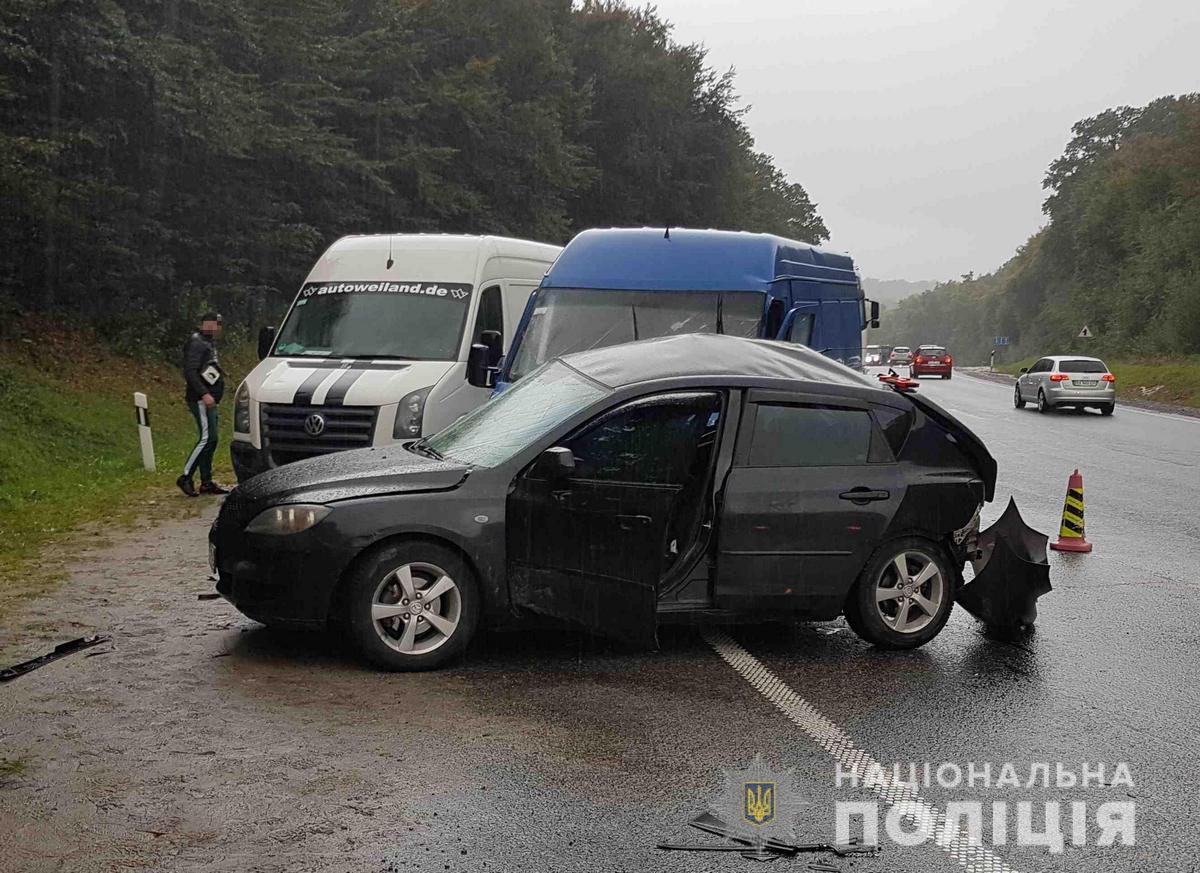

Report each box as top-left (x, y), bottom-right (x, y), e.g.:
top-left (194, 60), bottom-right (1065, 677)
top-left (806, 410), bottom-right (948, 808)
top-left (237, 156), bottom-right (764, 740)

top-left (533, 446), bottom-right (575, 479)
top-left (1019, 367), bottom-right (1029, 375)
top-left (466, 343), bottom-right (495, 388)
top-left (868, 300), bottom-right (881, 329)
top-left (257, 325), bottom-right (276, 360)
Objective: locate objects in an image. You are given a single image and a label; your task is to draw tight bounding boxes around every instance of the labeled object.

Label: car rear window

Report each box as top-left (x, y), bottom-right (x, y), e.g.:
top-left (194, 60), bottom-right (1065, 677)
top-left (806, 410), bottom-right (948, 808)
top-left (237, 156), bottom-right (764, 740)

top-left (1059, 359), bottom-right (1106, 373)
top-left (921, 347), bottom-right (947, 356)
top-left (747, 404), bottom-right (873, 467)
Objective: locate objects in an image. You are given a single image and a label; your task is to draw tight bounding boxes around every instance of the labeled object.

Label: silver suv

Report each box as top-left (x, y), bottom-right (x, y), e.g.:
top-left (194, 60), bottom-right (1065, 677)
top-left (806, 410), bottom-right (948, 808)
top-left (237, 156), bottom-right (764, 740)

top-left (1014, 356), bottom-right (1116, 415)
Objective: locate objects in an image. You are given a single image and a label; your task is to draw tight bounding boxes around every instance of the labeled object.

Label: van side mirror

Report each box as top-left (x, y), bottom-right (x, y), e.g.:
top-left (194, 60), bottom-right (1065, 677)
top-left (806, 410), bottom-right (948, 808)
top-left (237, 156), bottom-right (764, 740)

top-left (533, 446), bottom-right (575, 479)
top-left (1019, 367), bottom-right (1029, 375)
top-left (868, 300), bottom-right (881, 329)
top-left (257, 325), bottom-right (276, 360)
top-left (467, 343), bottom-right (495, 388)
top-left (478, 329), bottom-right (502, 363)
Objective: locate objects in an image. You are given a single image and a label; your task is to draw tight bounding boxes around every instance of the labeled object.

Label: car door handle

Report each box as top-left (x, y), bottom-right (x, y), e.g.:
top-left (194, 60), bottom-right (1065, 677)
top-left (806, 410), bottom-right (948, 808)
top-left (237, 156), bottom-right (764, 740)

top-left (839, 488), bottom-right (890, 504)
top-left (616, 514), bottom-right (652, 530)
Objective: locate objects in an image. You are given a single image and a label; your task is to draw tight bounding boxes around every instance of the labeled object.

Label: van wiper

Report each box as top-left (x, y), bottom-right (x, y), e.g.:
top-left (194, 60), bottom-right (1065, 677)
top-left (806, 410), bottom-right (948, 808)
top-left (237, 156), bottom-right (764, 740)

top-left (338, 354), bottom-right (417, 361)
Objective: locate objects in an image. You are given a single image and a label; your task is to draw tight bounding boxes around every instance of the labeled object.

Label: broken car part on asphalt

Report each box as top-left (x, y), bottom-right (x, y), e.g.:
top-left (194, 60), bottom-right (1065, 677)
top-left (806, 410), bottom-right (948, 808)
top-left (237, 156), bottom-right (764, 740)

top-left (657, 812), bottom-right (872, 859)
top-left (957, 497), bottom-right (1053, 634)
top-left (0, 635), bottom-right (111, 683)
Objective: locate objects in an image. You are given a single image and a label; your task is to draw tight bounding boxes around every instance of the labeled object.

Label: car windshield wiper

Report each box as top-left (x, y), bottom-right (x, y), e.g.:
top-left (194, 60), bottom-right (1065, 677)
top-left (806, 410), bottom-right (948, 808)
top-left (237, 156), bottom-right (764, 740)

top-left (335, 354), bottom-right (418, 361)
top-left (408, 440), bottom-right (444, 461)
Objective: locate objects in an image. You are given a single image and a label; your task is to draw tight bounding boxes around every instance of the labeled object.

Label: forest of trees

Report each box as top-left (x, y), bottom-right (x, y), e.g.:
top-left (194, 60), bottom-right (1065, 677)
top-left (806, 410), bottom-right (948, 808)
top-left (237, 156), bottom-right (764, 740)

top-left (0, 0), bottom-right (828, 354)
top-left (874, 94), bottom-right (1200, 364)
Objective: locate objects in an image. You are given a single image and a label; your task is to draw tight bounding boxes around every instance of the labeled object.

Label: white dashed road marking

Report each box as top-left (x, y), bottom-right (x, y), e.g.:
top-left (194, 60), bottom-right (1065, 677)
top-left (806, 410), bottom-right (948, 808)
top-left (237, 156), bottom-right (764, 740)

top-left (705, 629), bottom-right (1026, 873)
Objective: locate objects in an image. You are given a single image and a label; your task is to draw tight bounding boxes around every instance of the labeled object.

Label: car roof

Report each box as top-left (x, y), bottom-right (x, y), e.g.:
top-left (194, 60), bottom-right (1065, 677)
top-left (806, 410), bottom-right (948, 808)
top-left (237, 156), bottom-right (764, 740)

top-left (1045, 355), bottom-right (1105, 363)
top-left (918, 344), bottom-right (946, 348)
top-left (557, 333), bottom-right (884, 393)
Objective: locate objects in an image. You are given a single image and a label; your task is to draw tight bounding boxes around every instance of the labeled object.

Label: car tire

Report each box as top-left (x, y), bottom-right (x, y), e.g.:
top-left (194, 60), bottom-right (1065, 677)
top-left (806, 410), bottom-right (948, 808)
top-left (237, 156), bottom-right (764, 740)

top-left (1013, 384), bottom-right (1025, 408)
top-left (944, 371), bottom-right (952, 380)
top-left (844, 537), bottom-right (955, 650)
top-left (341, 540), bottom-right (480, 671)
top-left (1101, 404), bottom-right (1115, 416)
top-left (1037, 389), bottom-right (1051, 414)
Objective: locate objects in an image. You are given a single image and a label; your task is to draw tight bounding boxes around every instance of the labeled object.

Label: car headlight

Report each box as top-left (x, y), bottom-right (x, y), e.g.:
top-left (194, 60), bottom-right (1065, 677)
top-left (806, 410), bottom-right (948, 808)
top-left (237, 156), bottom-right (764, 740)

top-left (245, 504), bottom-right (330, 535)
top-left (234, 382), bottom-right (251, 433)
top-left (393, 386), bottom-right (433, 439)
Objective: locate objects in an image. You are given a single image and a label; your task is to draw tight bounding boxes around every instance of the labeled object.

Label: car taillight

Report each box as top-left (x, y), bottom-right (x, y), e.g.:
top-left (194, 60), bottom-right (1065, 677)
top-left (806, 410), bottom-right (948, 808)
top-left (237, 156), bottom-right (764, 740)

top-left (915, 356), bottom-right (925, 364)
top-left (1102, 373), bottom-right (1116, 382)
top-left (945, 356), bottom-right (953, 365)
top-left (1049, 373), bottom-right (1069, 382)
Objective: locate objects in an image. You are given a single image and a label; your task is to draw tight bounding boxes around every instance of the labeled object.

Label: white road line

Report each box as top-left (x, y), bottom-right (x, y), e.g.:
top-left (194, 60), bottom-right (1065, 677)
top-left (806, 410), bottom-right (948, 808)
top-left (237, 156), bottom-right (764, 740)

top-left (704, 630), bottom-right (1024, 873)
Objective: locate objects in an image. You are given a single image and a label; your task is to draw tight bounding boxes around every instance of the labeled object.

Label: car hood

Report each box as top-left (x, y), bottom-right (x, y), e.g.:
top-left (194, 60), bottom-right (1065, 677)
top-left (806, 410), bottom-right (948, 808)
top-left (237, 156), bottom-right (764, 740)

top-left (233, 445), bottom-right (469, 507)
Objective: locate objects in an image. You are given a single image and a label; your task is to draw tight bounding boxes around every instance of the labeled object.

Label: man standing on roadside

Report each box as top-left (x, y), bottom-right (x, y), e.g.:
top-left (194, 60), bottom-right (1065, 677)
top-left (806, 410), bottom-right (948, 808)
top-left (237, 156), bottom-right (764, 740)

top-left (178, 312), bottom-right (230, 497)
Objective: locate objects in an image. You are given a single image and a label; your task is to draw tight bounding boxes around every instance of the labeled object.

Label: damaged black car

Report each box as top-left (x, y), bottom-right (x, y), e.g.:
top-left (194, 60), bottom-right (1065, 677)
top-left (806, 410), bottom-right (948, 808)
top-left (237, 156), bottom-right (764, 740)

top-left (209, 334), bottom-right (997, 670)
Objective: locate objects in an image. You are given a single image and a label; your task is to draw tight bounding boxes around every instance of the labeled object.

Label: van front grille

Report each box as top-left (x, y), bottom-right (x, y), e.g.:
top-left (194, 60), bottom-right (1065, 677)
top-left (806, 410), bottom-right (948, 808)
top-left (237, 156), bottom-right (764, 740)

top-left (262, 404), bottom-right (377, 465)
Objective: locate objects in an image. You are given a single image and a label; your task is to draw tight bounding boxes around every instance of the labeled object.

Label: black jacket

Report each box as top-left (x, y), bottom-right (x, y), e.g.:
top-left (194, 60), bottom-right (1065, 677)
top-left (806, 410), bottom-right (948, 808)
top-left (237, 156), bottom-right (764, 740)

top-left (183, 332), bottom-right (225, 404)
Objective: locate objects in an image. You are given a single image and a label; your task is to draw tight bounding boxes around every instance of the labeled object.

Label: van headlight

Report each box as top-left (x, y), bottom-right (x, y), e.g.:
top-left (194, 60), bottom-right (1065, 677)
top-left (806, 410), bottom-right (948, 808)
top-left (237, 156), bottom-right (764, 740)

top-left (234, 382), bottom-right (251, 433)
top-left (245, 504), bottom-right (330, 535)
top-left (393, 387), bottom-right (433, 438)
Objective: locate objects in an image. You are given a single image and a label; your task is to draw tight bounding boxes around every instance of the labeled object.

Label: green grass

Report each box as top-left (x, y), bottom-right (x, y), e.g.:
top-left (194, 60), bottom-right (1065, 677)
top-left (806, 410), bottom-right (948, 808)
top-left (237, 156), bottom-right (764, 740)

top-left (997, 356), bottom-right (1200, 408)
top-left (0, 319), bottom-right (255, 615)
top-left (0, 757), bottom-right (29, 780)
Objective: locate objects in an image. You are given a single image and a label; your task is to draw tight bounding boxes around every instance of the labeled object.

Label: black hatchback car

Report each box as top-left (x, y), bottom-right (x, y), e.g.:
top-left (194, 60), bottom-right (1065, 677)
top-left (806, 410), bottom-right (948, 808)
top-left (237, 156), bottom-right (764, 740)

top-left (210, 334), bottom-right (996, 670)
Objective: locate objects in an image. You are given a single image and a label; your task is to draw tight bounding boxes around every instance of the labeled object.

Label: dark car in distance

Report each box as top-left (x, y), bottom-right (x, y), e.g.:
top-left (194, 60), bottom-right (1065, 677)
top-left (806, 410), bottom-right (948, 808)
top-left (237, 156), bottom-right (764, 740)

top-left (209, 334), bottom-right (997, 670)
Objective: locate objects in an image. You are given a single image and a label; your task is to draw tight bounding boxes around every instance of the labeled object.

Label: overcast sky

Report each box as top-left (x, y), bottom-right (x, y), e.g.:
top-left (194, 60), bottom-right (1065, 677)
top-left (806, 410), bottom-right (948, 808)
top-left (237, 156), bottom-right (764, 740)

top-left (652, 0), bottom-right (1200, 280)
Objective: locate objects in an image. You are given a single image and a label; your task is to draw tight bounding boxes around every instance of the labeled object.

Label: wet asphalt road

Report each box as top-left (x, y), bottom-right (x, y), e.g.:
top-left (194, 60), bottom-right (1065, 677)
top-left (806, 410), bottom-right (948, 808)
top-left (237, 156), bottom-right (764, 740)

top-left (2, 370), bottom-right (1199, 872)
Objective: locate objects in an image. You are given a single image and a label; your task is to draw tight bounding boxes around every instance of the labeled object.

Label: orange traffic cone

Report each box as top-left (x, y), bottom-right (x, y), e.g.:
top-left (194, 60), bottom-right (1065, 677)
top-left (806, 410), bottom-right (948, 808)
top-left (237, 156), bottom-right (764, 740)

top-left (1050, 469), bottom-right (1092, 553)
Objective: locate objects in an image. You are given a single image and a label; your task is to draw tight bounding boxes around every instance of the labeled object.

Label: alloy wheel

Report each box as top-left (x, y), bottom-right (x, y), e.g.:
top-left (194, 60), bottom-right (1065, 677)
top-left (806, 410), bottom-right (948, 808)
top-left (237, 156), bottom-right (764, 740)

top-left (873, 551), bottom-right (945, 635)
top-left (370, 562), bottom-right (462, 655)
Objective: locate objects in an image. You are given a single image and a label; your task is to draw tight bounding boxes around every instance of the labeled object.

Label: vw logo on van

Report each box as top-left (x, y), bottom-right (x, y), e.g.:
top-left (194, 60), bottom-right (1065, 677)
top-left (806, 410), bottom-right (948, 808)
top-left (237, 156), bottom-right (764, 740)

top-left (304, 413), bottom-right (326, 436)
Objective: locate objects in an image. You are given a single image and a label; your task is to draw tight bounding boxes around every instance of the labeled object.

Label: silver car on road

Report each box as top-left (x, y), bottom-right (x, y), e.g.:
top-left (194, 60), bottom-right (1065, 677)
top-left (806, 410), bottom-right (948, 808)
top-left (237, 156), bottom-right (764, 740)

top-left (1013, 355), bottom-right (1116, 415)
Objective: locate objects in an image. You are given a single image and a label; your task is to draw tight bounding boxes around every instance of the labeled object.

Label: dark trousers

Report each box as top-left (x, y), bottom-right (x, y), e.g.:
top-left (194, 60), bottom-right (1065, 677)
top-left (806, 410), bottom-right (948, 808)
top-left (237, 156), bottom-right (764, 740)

top-left (184, 401), bottom-right (219, 482)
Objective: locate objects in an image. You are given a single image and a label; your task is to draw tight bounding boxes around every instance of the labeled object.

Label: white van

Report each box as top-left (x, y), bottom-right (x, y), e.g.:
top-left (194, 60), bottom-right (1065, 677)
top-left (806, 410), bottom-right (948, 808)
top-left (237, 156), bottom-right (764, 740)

top-left (230, 234), bottom-right (561, 482)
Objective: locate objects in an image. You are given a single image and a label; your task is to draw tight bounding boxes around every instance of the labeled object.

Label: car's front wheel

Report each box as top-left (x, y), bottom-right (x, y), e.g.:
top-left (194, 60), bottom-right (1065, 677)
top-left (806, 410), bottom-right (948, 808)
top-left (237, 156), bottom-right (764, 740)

top-left (341, 540), bottom-right (480, 671)
top-left (845, 538), bottom-right (955, 649)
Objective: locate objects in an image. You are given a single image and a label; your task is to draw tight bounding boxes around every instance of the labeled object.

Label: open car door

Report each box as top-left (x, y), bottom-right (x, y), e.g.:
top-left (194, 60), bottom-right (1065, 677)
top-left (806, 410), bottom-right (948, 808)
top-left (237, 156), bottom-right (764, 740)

top-left (506, 391), bottom-right (724, 647)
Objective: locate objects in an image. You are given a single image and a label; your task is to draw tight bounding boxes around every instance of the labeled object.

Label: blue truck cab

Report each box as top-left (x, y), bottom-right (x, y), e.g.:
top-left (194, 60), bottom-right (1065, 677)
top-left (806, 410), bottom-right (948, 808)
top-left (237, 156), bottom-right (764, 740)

top-left (491, 228), bottom-right (877, 391)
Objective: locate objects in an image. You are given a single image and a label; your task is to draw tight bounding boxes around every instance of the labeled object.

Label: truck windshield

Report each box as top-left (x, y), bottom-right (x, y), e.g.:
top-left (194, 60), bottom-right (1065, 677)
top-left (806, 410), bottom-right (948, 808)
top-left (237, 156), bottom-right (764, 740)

top-left (273, 281), bottom-right (473, 360)
top-left (508, 288), bottom-right (765, 380)
top-left (422, 361), bottom-right (608, 468)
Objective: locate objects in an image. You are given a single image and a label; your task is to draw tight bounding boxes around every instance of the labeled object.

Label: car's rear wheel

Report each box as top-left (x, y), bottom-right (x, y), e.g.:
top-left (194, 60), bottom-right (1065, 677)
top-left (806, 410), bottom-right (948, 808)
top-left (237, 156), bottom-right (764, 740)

top-left (1037, 389), bottom-right (1051, 414)
top-left (845, 538), bottom-right (955, 649)
top-left (944, 371), bottom-right (952, 380)
top-left (1101, 404), bottom-right (1115, 416)
top-left (341, 540), bottom-right (479, 671)
top-left (1013, 384), bottom-right (1025, 408)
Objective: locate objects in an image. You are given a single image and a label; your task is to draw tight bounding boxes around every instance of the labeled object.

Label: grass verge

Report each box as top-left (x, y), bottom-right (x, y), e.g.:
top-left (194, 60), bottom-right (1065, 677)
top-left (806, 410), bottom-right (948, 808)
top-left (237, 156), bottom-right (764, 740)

top-left (998, 357), bottom-right (1200, 409)
top-left (0, 317), bottom-right (254, 617)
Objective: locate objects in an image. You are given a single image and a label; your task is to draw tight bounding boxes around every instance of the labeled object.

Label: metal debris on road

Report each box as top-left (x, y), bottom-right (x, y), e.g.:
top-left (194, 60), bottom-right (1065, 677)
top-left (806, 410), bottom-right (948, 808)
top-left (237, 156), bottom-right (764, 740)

top-left (958, 497), bottom-right (1052, 634)
top-left (658, 812), bottom-right (873, 860)
top-left (0, 635), bottom-right (112, 683)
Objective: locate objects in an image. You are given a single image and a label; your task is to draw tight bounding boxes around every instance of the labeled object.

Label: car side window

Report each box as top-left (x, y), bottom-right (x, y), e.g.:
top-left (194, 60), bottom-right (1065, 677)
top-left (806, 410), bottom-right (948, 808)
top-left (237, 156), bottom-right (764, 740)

top-left (1031, 358), bottom-right (1051, 374)
top-left (565, 392), bottom-right (722, 485)
top-left (746, 404), bottom-right (874, 467)
top-left (474, 284), bottom-right (503, 343)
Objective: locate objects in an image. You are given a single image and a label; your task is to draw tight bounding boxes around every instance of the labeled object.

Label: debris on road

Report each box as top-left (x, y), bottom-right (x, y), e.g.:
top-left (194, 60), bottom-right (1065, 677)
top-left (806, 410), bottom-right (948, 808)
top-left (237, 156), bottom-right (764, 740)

top-left (197, 592), bottom-right (221, 600)
top-left (958, 498), bottom-right (1052, 634)
top-left (0, 635), bottom-right (112, 683)
top-left (658, 812), bottom-right (873, 859)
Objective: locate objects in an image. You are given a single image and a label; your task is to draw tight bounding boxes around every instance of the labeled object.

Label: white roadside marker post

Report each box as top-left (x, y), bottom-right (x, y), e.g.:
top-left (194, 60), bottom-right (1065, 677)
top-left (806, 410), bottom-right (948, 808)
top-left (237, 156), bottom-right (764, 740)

top-left (134, 392), bottom-right (156, 472)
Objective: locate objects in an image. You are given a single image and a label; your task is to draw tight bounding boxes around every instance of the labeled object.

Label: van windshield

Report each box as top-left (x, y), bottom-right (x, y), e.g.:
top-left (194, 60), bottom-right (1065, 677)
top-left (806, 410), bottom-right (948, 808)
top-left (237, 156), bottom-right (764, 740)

top-left (273, 281), bottom-right (473, 360)
top-left (508, 288), bottom-right (765, 380)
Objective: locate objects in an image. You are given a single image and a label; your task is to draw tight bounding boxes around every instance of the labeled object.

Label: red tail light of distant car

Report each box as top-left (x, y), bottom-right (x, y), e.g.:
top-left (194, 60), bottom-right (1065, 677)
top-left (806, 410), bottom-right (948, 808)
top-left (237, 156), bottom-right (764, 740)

top-left (1102, 373), bottom-right (1116, 382)
top-left (1049, 373), bottom-right (1069, 382)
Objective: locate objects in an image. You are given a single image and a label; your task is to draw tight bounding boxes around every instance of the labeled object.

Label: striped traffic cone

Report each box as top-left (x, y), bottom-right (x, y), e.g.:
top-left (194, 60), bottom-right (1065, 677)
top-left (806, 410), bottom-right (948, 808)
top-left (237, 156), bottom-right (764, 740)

top-left (1050, 469), bottom-right (1092, 553)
